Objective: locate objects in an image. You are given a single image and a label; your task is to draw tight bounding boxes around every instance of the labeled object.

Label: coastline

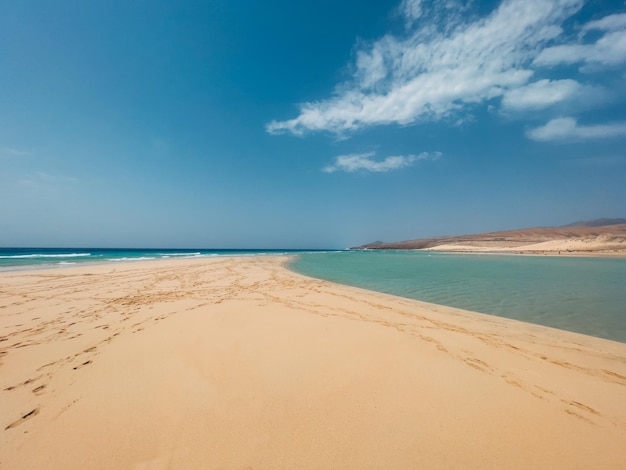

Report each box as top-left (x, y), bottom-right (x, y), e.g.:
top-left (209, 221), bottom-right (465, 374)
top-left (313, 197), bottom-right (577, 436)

top-left (356, 247), bottom-right (626, 257)
top-left (422, 248), bottom-right (626, 258)
top-left (421, 245), bottom-right (626, 257)
top-left (2, 256), bottom-right (626, 468)
top-left (356, 223), bottom-right (626, 256)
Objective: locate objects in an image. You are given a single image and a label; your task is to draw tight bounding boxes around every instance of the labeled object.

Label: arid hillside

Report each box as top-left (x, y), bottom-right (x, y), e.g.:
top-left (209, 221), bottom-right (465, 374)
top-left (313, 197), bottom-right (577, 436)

top-left (356, 220), bottom-right (626, 254)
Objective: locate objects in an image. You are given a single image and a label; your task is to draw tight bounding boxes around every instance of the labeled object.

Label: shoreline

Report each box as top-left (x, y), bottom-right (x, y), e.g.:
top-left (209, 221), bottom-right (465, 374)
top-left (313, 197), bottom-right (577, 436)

top-left (0, 249), bottom-right (318, 274)
top-left (424, 249), bottom-right (626, 258)
top-left (2, 245), bottom-right (624, 275)
top-left (357, 247), bottom-right (626, 258)
top-left (422, 246), bottom-right (626, 257)
top-left (4, 254), bottom-right (624, 344)
top-left (7, 251), bottom-right (625, 343)
top-left (2, 256), bottom-right (626, 468)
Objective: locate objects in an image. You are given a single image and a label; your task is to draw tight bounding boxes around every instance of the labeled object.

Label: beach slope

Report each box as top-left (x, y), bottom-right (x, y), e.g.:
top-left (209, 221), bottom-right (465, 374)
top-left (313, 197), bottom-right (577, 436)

top-left (1, 257), bottom-right (626, 468)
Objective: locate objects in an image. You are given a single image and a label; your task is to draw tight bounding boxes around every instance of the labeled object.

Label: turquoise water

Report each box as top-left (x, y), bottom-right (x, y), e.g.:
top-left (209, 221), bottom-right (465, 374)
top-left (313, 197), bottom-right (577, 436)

top-left (289, 251), bottom-right (626, 343)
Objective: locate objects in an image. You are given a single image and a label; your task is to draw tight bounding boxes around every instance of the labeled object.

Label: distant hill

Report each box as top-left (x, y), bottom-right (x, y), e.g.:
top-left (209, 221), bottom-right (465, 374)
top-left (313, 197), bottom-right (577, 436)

top-left (561, 218), bottom-right (626, 228)
top-left (353, 219), bottom-right (626, 254)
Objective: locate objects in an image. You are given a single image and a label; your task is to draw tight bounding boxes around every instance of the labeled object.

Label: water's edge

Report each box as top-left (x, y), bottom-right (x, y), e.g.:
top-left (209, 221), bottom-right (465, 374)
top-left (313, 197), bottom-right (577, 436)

top-left (288, 251), bottom-right (626, 344)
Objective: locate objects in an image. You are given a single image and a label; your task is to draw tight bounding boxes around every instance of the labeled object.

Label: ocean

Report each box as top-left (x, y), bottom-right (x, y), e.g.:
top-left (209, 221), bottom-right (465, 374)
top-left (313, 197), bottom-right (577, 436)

top-left (1, 247), bottom-right (625, 343)
top-left (0, 247), bottom-right (312, 272)
top-left (289, 250), bottom-right (626, 344)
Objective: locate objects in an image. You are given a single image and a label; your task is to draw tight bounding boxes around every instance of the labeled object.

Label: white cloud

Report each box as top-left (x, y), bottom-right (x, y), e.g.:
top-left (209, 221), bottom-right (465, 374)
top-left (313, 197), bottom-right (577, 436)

top-left (527, 117), bottom-right (626, 141)
top-left (581, 13), bottom-right (626, 34)
top-left (501, 79), bottom-right (582, 110)
top-left (266, 0), bottom-right (585, 136)
top-left (398, 0), bottom-right (424, 26)
top-left (534, 31), bottom-right (626, 67)
top-left (395, 0), bottom-right (472, 31)
top-left (534, 13), bottom-right (626, 68)
top-left (323, 151), bottom-right (440, 173)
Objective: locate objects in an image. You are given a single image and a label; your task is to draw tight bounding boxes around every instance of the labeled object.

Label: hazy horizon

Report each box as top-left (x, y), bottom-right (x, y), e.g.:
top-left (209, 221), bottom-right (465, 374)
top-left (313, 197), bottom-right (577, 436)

top-left (2, 216), bottom-right (624, 250)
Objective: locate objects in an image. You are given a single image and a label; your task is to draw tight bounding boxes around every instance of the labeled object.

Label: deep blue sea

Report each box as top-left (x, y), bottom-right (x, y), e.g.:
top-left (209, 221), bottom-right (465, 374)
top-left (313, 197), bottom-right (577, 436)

top-left (0, 247), bottom-right (314, 271)
top-left (2, 248), bottom-right (625, 343)
top-left (289, 251), bottom-right (626, 344)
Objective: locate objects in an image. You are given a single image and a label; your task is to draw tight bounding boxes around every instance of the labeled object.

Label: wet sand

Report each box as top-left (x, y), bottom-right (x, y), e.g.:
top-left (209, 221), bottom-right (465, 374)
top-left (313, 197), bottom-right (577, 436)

top-left (1, 256), bottom-right (626, 468)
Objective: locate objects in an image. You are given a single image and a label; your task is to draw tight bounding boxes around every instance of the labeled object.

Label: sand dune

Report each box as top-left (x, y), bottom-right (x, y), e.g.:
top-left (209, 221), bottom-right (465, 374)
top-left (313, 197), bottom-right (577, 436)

top-left (1, 257), bottom-right (626, 468)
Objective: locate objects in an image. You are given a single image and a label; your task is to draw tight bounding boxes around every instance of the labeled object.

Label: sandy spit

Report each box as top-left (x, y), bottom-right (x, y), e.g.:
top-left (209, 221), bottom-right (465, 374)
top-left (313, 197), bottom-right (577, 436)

top-left (1, 256), bottom-right (625, 469)
top-left (424, 237), bottom-right (626, 255)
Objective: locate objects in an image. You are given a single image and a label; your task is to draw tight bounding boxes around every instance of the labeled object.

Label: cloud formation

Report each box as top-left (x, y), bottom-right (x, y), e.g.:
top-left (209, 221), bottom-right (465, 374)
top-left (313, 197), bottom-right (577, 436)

top-left (581, 12), bottom-right (626, 34)
top-left (534, 12), bottom-right (626, 68)
top-left (501, 79), bottom-right (582, 111)
top-left (267, 0), bottom-right (587, 136)
top-left (534, 34), bottom-right (626, 68)
top-left (527, 117), bottom-right (626, 141)
top-left (323, 151), bottom-right (440, 173)
top-left (397, 0), bottom-right (425, 27)
top-left (267, 0), bottom-right (626, 142)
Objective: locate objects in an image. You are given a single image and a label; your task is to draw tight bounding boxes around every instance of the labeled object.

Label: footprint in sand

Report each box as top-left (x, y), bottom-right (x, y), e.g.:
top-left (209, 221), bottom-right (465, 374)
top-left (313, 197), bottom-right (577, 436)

top-left (73, 360), bottom-right (92, 370)
top-left (5, 408), bottom-right (40, 430)
top-left (4, 375), bottom-right (43, 391)
top-left (562, 399), bottom-right (600, 416)
top-left (464, 357), bottom-right (492, 373)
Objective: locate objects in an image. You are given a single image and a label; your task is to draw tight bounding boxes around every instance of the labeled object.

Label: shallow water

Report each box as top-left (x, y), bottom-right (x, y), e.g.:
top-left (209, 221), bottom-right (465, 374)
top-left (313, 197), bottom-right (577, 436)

top-left (289, 251), bottom-right (626, 343)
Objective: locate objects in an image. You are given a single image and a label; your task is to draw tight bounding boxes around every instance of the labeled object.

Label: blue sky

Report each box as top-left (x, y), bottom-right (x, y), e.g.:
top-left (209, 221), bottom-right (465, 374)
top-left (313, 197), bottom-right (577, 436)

top-left (1, 0), bottom-right (625, 248)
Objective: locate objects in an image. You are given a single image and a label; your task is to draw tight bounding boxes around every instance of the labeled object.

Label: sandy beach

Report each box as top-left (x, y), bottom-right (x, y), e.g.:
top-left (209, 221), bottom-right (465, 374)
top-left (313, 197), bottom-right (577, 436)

top-left (424, 238), bottom-right (626, 256)
top-left (1, 256), bottom-right (626, 469)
